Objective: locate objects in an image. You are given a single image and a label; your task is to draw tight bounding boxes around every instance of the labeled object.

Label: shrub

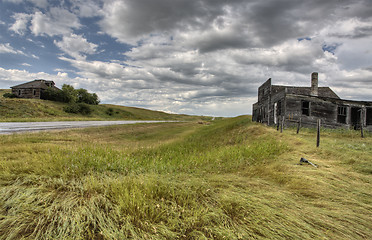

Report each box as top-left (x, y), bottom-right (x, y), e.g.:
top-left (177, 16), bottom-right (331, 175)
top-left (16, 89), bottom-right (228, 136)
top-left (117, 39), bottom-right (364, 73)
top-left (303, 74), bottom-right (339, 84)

top-left (78, 103), bottom-right (92, 115)
top-left (63, 103), bottom-right (92, 115)
top-left (3, 93), bottom-right (17, 98)
top-left (106, 108), bottom-right (114, 116)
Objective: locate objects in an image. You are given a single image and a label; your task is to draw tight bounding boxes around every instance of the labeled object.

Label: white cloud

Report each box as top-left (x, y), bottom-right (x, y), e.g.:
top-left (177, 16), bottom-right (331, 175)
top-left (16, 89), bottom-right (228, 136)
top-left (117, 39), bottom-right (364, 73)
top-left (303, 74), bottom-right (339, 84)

top-left (9, 13), bottom-right (31, 35)
top-left (54, 33), bottom-right (98, 59)
top-left (30, 8), bottom-right (81, 36)
top-left (0, 43), bottom-right (27, 56)
top-left (0, 43), bottom-right (40, 60)
top-left (4, 0), bottom-right (48, 8)
top-left (2, 0), bottom-right (23, 3)
top-left (0, 67), bottom-right (74, 89)
top-left (320, 18), bottom-right (372, 39)
top-left (28, 0), bottom-right (49, 8)
top-left (71, 0), bottom-right (103, 17)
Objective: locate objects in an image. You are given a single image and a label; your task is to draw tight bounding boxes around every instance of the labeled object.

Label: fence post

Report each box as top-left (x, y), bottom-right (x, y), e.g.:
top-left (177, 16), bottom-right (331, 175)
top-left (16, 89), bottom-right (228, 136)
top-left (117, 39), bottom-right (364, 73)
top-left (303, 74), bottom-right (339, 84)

top-left (297, 118), bottom-right (301, 134)
top-left (317, 119), bottom-right (321, 147)
top-left (361, 109), bottom-right (364, 138)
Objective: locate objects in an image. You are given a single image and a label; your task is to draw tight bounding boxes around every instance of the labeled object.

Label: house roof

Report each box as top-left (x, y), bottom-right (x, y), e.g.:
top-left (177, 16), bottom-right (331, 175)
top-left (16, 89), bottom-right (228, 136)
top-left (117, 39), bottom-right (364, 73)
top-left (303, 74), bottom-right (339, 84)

top-left (11, 80), bottom-right (59, 90)
top-left (272, 85), bottom-right (340, 99)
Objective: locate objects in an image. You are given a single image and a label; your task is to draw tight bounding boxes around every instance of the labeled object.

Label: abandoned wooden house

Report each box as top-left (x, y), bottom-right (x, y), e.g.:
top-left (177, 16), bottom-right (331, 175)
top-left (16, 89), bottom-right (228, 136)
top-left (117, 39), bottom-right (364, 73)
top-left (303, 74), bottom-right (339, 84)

top-left (252, 72), bottom-right (372, 131)
top-left (10, 79), bottom-right (60, 99)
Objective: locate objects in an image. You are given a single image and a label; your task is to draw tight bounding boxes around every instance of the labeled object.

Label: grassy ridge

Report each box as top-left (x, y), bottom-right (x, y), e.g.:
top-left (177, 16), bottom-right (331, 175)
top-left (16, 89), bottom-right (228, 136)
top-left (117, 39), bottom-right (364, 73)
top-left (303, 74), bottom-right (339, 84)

top-left (0, 89), bottom-right (207, 122)
top-left (0, 117), bottom-right (371, 239)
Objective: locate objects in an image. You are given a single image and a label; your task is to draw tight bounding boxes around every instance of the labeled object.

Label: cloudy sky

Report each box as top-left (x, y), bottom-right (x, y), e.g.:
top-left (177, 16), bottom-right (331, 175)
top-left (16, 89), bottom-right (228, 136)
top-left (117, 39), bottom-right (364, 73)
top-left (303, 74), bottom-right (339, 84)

top-left (1, 0), bottom-right (372, 116)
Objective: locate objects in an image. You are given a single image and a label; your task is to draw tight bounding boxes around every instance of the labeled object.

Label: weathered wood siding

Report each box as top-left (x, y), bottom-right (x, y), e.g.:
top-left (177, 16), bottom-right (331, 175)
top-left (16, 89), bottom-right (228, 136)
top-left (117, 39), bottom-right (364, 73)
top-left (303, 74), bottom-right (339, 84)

top-left (12, 88), bottom-right (42, 99)
top-left (284, 95), bottom-right (338, 128)
top-left (252, 78), bottom-right (272, 123)
top-left (284, 94), bottom-right (372, 131)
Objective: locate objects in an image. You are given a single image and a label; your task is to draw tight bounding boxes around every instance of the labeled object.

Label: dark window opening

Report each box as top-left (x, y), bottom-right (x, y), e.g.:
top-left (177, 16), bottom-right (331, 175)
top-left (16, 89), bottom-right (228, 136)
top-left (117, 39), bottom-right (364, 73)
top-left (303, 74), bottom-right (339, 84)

top-left (366, 108), bottom-right (372, 126)
top-left (302, 101), bottom-right (310, 116)
top-left (337, 106), bottom-right (347, 124)
top-left (18, 90), bottom-right (21, 96)
top-left (33, 89), bottom-right (36, 96)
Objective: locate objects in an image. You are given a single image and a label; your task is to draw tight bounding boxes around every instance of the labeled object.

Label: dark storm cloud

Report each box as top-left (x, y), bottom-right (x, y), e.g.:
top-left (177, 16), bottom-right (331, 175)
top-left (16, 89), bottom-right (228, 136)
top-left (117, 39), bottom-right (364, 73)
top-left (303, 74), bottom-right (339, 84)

top-left (99, 0), bottom-right (240, 44)
top-left (100, 0), bottom-right (372, 50)
top-left (243, 0), bottom-right (372, 47)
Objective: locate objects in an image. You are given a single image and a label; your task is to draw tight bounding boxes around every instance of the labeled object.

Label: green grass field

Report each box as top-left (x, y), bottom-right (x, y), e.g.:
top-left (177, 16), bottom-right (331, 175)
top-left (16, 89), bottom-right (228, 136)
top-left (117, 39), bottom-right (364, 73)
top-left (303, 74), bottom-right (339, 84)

top-left (0, 116), bottom-right (371, 239)
top-left (0, 89), bottom-right (208, 122)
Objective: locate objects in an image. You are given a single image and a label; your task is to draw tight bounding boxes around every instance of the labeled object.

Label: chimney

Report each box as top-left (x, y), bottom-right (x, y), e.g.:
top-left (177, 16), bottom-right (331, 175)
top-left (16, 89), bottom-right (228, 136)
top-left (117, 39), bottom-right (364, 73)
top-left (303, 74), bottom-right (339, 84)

top-left (310, 72), bottom-right (318, 96)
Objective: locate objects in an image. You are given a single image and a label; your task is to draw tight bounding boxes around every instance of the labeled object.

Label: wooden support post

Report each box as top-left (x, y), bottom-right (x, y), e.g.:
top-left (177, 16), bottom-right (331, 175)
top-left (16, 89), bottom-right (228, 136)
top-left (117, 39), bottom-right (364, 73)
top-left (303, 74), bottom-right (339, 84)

top-left (277, 120), bottom-right (279, 131)
top-left (316, 119), bottom-right (321, 147)
top-left (297, 118), bottom-right (301, 134)
top-left (280, 116), bottom-right (284, 133)
top-left (361, 109), bottom-right (364, 138)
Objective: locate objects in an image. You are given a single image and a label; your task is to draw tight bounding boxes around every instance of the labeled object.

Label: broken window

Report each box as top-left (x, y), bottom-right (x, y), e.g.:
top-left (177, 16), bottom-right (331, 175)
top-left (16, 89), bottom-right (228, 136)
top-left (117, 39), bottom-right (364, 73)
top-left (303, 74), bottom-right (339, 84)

top-left (367, 108), bottom-right (372, 126)
top-left (337, 106), bottom-right (347, 124)
top-left (302, 101), bottom-right (310, 116)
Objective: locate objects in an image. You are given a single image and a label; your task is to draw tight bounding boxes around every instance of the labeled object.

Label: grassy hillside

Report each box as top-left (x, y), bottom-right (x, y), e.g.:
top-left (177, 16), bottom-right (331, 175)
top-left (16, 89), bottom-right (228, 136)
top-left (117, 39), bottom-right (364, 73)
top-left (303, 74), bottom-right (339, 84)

top-left (0, 116), bottom-right (371, 239)
top-left (0, 89), bottom-right (208, 122)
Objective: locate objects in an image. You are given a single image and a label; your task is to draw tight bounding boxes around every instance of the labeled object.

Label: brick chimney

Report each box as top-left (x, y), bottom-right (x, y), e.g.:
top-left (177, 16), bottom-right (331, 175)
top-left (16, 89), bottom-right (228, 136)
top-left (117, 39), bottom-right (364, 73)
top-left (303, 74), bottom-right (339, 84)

top-left (310, 72), bottom-right (318, 96)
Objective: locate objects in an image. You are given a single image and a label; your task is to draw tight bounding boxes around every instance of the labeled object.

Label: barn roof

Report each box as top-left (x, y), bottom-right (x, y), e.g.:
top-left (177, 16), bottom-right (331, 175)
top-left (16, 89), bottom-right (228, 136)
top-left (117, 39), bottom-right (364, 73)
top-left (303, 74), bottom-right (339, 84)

top-left (11, 80), bottom-right (58, 90)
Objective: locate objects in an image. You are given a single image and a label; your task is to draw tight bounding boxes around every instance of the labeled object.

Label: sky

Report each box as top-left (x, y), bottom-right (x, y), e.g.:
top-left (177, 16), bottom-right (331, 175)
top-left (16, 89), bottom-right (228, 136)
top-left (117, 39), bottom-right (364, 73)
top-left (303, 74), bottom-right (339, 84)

top-left (0, 0), bottom-right (372, 117)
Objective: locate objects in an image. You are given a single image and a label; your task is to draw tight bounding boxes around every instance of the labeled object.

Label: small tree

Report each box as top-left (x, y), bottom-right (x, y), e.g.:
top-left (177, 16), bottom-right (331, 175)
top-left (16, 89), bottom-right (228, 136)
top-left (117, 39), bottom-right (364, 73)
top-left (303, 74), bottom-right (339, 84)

top-left (76, 88), bottom-right (100, 105)
top-left (41, 87), bottom-right (68, 102)
top-left (62, 84), bottom-right (78, 103)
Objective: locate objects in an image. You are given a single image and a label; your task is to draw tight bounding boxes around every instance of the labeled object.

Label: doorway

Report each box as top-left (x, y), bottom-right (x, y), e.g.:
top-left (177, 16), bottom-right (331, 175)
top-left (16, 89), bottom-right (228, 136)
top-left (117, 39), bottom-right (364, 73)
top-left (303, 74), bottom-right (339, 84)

top-left (351, 107), bottom-right (361, 129)
top-left (367, 108), bottom-right (372, 126)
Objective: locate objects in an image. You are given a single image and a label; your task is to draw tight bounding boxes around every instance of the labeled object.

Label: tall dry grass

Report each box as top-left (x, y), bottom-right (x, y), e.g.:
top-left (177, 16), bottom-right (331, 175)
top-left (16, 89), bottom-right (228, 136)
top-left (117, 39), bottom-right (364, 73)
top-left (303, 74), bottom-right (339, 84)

top-left (0, 117), bottom-right (371, 239)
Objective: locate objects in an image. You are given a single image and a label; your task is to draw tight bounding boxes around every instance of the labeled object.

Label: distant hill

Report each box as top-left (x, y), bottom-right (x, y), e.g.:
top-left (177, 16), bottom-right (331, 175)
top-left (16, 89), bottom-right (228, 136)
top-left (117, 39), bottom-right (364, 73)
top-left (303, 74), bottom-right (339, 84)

top-left (0, 89), bottom-right (210, 122)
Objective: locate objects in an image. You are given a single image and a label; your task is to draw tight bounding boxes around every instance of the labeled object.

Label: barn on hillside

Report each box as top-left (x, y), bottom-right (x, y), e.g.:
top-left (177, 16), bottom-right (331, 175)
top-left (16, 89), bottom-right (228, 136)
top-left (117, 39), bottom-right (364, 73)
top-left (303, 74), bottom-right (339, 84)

top-left (10, 79), bottom-right (60, 99)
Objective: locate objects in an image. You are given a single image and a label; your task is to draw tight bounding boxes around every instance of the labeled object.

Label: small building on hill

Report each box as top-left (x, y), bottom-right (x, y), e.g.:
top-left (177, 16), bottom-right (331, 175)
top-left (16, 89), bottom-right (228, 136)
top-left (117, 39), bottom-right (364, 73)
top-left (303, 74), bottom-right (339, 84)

top-left (11, 79), bottom-right (60, 99)
top-left (252, 72), bottom-right (372, 131)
